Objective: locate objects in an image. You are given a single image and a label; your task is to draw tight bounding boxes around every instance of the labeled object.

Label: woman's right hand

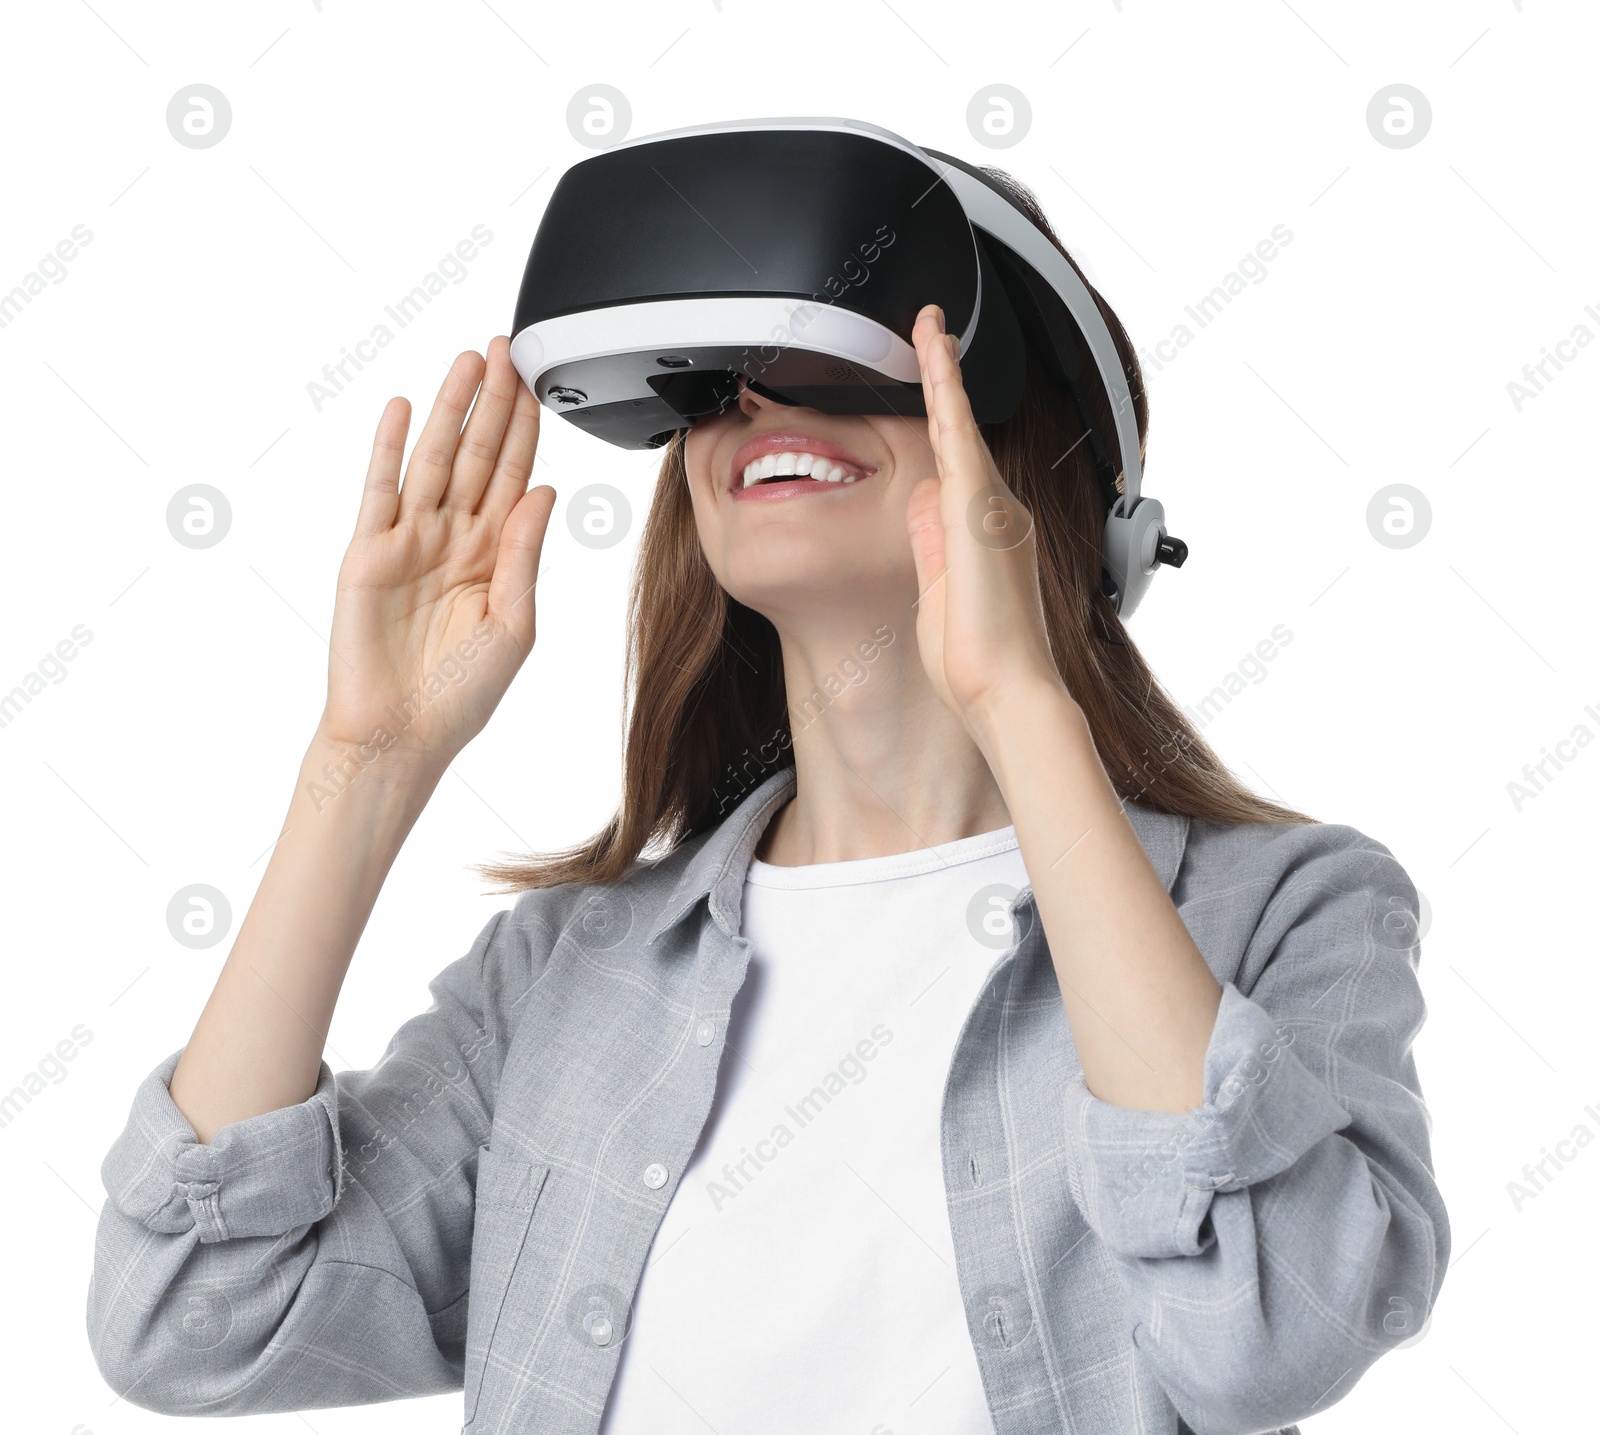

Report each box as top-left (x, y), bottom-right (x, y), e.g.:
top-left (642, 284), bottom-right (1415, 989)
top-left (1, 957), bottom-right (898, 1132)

top-left (316, 335), bottom-right (556, 776)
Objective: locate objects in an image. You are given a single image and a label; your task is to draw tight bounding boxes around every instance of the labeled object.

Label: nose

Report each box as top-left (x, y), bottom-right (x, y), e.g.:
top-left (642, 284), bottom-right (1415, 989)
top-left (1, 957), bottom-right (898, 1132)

top-left (735, 376), bottom-right (785, 418)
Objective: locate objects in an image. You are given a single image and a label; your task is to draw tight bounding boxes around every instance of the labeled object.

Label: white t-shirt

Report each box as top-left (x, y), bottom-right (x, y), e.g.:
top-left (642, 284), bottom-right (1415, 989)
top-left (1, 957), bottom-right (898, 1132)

top-left (599, 823), bottom-right (1031, 1435)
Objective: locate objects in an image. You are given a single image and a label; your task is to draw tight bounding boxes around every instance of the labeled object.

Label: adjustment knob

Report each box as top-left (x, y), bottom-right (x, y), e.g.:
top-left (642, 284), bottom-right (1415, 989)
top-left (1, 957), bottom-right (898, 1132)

top-left (1155, 534), bottom-right (1188, 569)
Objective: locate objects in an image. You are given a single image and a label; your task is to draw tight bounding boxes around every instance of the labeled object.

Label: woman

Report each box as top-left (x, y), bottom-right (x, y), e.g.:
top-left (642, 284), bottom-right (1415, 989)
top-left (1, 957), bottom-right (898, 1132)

top-left (87, 166), bottom-right (1448, 1435)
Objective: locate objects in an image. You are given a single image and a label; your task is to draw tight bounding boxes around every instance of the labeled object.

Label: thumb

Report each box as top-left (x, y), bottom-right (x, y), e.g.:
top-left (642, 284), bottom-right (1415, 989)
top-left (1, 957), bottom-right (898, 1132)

top-left (488, 484), bottom-right (557, 654)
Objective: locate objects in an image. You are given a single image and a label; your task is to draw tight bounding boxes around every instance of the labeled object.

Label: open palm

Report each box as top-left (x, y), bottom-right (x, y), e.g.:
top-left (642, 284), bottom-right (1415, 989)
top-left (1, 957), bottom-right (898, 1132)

top-left (904, 305), bottom-right (1063, 737)
top-left (321, 336), bottom-right (556, 774)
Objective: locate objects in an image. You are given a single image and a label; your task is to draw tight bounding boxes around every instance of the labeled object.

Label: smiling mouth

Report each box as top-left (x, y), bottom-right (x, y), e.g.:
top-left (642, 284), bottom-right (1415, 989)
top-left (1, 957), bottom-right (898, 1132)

top-left (738, 450), bottom-right (868, 489)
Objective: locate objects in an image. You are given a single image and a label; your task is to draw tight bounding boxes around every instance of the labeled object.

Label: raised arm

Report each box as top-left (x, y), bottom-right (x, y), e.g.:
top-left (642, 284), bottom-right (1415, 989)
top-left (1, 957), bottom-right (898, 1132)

top-left (87, 337), bottom-right (557, 1415)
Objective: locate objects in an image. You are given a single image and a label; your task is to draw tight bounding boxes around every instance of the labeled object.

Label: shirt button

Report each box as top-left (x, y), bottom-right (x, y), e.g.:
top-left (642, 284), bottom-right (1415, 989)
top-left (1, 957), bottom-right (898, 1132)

top-left (589, 1316), bottom-right (614, 1346)
top-left (642, 1162), bottom-right (668, 1189)
top-left (695, 1017), bottom-right (715, 1046)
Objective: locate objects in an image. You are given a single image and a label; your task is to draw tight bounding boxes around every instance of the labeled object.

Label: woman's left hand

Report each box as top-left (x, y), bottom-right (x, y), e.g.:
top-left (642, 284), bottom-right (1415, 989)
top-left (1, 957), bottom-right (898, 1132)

top-left (905, 303), bottom-right (1071, 746)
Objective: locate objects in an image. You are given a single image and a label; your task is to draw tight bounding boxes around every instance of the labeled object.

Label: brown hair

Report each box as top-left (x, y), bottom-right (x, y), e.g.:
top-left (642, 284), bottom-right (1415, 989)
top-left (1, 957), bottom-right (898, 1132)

top-left (473, 167), bottom-right (1314, 893)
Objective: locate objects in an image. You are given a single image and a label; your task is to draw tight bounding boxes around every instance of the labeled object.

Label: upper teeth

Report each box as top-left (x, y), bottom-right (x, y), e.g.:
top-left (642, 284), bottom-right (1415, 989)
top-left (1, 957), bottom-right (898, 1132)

top-left (741, 451), bottom-right (863, 487)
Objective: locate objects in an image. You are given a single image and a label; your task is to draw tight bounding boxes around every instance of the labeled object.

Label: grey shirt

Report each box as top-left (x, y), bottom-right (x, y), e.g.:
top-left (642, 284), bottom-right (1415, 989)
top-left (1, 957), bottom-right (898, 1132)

top-left (87, 765), bottom-right (1449, 1434)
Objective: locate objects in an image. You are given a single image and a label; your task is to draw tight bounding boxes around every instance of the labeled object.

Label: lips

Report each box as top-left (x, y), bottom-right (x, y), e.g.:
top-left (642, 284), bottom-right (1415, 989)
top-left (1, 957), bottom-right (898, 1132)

top-left (727, 430), bottom-right (876, 497)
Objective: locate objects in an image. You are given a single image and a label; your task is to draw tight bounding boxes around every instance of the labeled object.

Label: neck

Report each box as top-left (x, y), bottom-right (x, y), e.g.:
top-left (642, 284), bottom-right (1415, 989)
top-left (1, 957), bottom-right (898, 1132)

top-left (756, 609), bottom-right (1011, 865)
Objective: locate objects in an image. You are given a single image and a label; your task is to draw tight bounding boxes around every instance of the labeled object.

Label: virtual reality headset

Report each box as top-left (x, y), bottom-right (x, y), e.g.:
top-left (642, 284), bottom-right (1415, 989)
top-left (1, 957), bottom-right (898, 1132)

top-left (509, 117), bottom-right (1186, 616)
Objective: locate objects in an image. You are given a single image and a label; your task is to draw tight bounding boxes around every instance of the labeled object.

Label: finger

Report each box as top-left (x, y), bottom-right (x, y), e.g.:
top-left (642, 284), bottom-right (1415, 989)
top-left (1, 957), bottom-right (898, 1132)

top-left (441, 336), bottom-right (518, 514)
top-left (487, 484), bottom-right (557, 654)
top-left (397, 350), bottom-right (486, 518)
top-left (477, 363), bottom-right (542, 530)
top-left (912, 305), bottom-right (1007, 521)
top-left (353, 396), bottom-right (410, 539)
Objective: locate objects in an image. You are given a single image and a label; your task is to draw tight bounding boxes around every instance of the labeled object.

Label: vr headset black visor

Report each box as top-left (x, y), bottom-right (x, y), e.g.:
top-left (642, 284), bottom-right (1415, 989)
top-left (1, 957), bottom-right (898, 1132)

top-left (509, 117), bottom-right (1185, 615)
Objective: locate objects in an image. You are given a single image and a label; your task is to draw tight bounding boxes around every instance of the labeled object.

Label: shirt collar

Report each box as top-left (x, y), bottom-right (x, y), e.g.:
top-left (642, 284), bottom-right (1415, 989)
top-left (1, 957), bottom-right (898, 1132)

top-left (645, 765), bottom-right (799, 945)
top-left (644, 765), bottom-right (1192, 945)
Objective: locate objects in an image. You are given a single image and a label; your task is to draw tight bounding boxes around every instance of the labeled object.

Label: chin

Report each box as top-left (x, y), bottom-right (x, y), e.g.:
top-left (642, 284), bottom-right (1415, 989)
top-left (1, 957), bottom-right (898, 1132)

top-left (719, 541), bottom-right (909, 627)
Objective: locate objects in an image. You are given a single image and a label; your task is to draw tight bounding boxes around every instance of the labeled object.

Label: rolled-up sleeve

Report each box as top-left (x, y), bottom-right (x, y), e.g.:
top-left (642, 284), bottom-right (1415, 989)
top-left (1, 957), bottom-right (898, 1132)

top-left (108, 1048), bottom-right (345, 1244)
top-left (1059, 824), bottom-right (1450, 1433)
top-left (86, 902), bottom-right (546, 1417)
top-left (1064, 980), bottom-right (1355, 1258)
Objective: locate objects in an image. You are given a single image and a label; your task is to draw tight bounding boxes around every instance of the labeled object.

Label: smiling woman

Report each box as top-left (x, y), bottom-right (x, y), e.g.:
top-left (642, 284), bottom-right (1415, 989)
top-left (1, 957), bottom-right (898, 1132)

top-left (88, 126), bottom-right (1448, 1435)
top-left (477, 165), bottom-right (1311, 894)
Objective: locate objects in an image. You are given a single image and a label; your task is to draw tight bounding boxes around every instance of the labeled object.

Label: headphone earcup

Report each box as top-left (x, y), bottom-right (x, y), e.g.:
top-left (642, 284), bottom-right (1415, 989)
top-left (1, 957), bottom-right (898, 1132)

top-left (1102, 496), bottom-right (1167, 618)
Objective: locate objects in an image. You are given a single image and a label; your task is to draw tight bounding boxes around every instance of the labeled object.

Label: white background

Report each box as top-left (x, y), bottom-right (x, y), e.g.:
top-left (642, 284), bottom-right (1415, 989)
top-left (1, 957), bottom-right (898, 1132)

top-left (2, 1), bottom-right (1595, 1431)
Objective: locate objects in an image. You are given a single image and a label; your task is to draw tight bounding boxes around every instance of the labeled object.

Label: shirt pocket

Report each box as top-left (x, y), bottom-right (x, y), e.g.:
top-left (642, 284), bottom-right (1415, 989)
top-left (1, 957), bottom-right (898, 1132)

top-left (463, 1142), bottom-right (550, 1428)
